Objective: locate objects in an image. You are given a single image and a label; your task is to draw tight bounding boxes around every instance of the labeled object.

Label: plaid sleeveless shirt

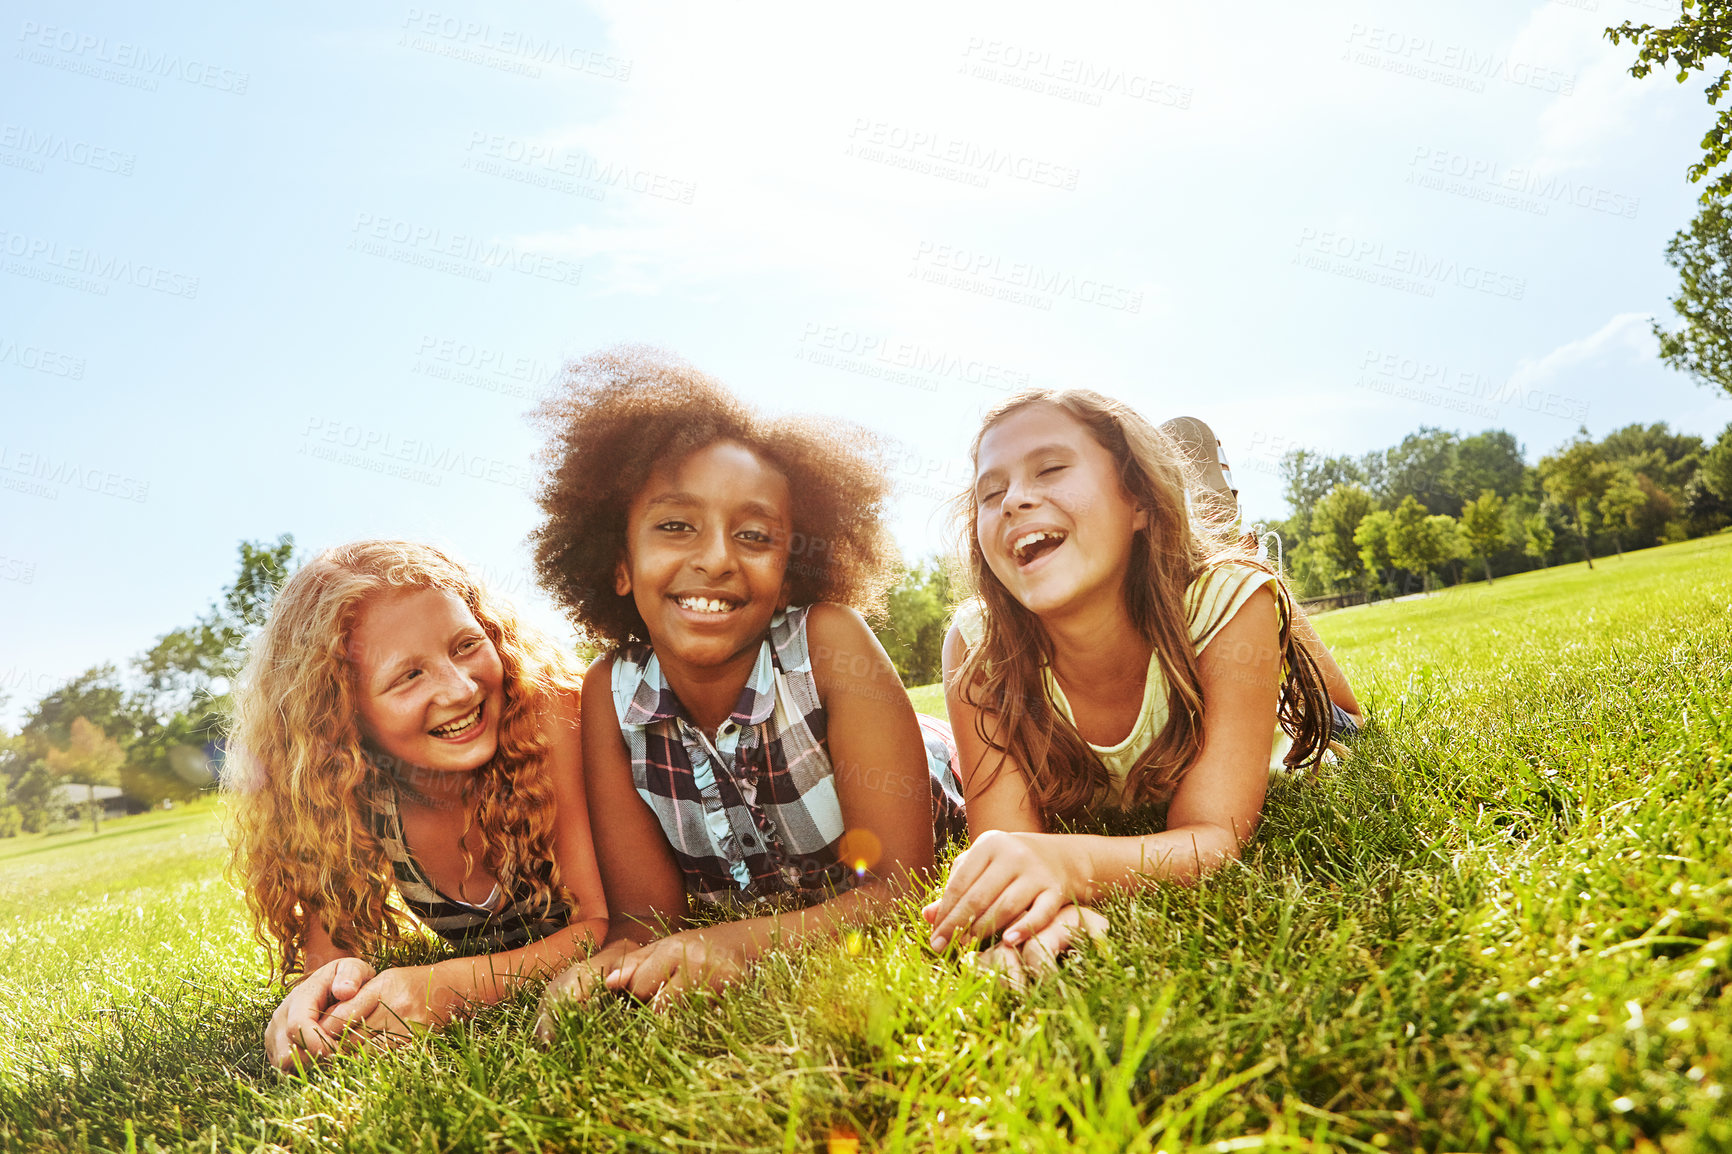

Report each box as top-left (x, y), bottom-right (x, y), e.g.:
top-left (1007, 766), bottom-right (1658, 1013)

top-left (611, 605), bottom-right (964, 909)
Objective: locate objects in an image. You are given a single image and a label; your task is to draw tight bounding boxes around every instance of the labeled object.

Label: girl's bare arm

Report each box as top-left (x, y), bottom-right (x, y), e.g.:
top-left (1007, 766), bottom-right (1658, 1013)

top-left (941, 622), bottom-right (1046, 840)
top-left (1065, 586), bottom-right (1281, 893)
top-left (263, 917), bottom-right (373, 1069)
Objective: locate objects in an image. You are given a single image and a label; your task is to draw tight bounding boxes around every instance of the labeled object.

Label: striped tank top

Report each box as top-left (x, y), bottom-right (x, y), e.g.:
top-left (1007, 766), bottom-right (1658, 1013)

top-left (368, 784), bottom-right (571, 950)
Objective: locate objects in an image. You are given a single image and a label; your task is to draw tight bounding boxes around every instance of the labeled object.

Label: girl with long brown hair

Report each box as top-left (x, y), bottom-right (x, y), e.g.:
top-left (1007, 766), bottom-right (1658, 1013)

top-left (922, 390), bottom-right (1360, 982)
top-left (225, 540), bottom-right (608, 1068)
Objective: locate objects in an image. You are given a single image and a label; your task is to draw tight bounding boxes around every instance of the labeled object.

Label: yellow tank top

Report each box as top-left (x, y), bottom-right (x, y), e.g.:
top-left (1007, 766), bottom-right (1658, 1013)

top-left (953, 562), bottom-right (1290, 806)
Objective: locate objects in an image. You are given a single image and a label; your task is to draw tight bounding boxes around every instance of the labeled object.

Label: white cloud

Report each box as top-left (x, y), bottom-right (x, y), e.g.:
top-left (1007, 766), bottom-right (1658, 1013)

top-left (1507, 311), bottom-right (1654, 394)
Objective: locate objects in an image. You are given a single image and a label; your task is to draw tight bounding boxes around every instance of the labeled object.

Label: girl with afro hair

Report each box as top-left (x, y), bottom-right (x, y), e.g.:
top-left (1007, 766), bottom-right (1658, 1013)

top-left (531, 347), bottom-right (962, 1022)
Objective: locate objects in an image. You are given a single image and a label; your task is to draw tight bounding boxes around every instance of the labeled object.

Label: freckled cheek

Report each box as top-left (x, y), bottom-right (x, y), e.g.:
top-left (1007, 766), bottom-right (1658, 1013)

top-left (372, 704), bottom-right (424, 752)
top-left (479, 646), bottom-right (506, 684)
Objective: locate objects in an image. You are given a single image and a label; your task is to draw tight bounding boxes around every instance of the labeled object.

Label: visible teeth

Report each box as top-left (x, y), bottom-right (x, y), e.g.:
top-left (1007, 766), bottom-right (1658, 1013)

top-left (677, 596), bottom-right (736, 614)
top-left (1013, 530), bottom-right (1065, 559)
top-left (430, 705), bottom-right (481, 737)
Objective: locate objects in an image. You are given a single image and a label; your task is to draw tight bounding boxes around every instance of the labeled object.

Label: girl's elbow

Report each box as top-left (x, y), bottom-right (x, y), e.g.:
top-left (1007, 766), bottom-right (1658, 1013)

top-left (577, 915), bottom-right (611, 951)
top-left (1163, 823), bottom-right (1248, 883)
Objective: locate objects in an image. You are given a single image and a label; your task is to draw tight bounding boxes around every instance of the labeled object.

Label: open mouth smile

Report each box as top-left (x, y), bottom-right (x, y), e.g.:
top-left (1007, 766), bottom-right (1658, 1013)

top-left (671, 594), bottom-right (743, 614)
top-left (1011, 529), bottom-right (1068, 567)
top-left (428, 703), bottom-right (484, 739)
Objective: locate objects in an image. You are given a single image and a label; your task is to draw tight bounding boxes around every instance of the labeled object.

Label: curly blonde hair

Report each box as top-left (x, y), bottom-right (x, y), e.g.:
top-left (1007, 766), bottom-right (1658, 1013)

top-left (954, 390), bottom-right (1333, 821)
top-left (224, 540), bottom-right (582, 979)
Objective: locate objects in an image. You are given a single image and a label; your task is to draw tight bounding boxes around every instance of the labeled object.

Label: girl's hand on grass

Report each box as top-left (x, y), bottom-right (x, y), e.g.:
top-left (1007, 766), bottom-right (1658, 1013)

top-left (966, 904), bottom-right (1109, 990)
top-left (318, 963), bottom-right (469, 1043)
top-left (922, 830), bottom-right (1083, 953)
top-left (967, 939), bottom-right (1031, 991)
top-left (605, 924), bottom-right (753, 1010)
top-left (1012, 903), bottom-right (1108, 979)
top-left (264, 956), bottom-right (375, 1071)
top-left (533, 939), bottom-right (636, 1040)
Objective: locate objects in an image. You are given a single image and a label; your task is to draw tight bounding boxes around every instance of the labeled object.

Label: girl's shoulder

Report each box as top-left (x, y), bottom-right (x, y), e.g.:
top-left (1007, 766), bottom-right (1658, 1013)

top-left (1184, 559), bottom-right (1283, 652)
top-left (952, 598), bottom-right (986, 649)
top-left (796, 602), bottom-right (886, 699)
top-left (543, 681), bottom-right (582, 742)
top-left (951, 566), bottom-right (1273, 654)
top-left (1184, 557), bottom-right (1274, 600)
top-left (794, 601), bottom-right (864, 660)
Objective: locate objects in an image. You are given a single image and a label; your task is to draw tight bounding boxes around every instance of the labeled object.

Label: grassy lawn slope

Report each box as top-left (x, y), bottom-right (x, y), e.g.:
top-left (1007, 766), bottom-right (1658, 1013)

top-left (2, 535), bottom-right (1728, 1152)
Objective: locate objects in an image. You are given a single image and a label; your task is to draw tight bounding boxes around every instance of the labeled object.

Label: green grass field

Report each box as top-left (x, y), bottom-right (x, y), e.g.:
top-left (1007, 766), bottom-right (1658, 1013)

top-left (3, 535), bottom-right (1729, 1152)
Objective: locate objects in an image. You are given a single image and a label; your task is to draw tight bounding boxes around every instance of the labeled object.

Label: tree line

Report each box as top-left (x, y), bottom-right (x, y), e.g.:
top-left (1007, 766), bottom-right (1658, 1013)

top-left (1268, 421), bottom-right (1732, 600)
top-left (5, 412), bottom-right (1727, 831)
top-left (0, 536), bottom-right (294, 835)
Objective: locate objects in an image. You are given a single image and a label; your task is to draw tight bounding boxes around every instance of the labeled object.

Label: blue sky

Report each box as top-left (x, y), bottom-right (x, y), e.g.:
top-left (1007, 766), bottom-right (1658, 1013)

top-left (3, 0), bottom-right (1729, 724)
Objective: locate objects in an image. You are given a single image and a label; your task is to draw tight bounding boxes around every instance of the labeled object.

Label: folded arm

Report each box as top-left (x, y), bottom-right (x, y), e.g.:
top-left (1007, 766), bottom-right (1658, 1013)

top-left (310, 688), bottom-right (610, 1047)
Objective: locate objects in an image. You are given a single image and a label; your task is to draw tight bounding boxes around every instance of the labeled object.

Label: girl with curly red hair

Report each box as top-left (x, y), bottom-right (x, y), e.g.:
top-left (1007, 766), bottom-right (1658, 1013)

top-left (225, 540), bottom-right (608, 1069)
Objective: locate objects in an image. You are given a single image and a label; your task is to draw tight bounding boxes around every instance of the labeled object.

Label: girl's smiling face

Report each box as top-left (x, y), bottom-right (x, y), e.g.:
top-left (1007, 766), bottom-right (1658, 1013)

top-left (349, 586), bottom-right (506, 775)
top-left (616, 439), bottom-right (793, 671)
top-left (974, 402), bottom-right (1148, 620)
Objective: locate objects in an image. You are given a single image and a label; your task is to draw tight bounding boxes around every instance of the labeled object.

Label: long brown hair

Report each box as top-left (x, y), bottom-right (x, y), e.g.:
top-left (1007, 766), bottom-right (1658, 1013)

top-left (224, 540), bottom-right (582, 979)
top-left (952, 390), bottom-right (1332, 822)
